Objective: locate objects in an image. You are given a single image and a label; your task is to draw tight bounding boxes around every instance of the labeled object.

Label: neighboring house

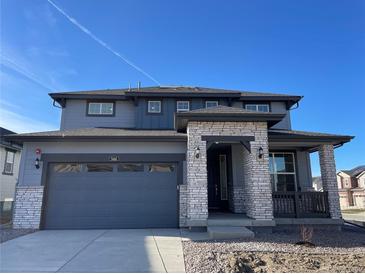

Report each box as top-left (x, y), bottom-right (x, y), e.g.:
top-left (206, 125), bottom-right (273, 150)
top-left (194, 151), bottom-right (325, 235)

top-left (0, 127), bottom-right (22, 216)
top-left (6, 86), bottom-right (354, 230)
top-left (312, 176), bottom-right (323, 191)
top-left (337, 166), bottom-right (365, 209)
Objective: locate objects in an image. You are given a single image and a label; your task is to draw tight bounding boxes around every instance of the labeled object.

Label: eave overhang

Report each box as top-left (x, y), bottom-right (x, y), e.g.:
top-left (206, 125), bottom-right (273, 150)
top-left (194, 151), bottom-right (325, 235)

top-left (268, 130), bottom-right (354, 152)
top-left (4, 131), bottom-right (187, 144)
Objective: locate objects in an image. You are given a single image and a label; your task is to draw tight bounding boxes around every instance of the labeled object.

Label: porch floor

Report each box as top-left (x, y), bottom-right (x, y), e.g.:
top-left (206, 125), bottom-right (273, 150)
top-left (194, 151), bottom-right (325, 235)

top-left (208, 212), bottom-right (275, 227)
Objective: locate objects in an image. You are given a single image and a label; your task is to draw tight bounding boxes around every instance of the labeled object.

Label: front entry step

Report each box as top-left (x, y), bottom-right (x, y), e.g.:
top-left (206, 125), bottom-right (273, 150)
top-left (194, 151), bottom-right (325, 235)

top-left (208, 226), bottom-right (255, 240)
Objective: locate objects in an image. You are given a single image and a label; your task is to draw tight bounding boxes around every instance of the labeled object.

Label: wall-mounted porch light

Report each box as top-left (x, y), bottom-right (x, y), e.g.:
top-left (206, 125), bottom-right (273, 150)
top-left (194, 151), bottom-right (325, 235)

top-left (258, 147), bottom-right (264, 159)
top-left (195, 147), bottom-right (200, 159)
top-left (35, 158), bottom-right (40, 169)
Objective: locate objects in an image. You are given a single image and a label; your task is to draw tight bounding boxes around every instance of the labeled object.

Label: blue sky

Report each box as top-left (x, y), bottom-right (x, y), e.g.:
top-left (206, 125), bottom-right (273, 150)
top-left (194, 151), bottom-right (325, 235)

top-left (0, 0), bottom-right (364, 175)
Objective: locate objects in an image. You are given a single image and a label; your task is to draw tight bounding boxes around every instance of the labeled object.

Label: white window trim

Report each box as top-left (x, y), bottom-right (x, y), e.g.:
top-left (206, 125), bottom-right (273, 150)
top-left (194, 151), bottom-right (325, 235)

top-left (270, 152), bottom-right (297, 192)
top-left (205, 101), bottom-right (218, 108)
top-left (245, 104), bottom-right (270, 112)
top-left (148, 100), bottom-right (161, 113)
top-left (87, 102), bottom-right (114, 115)
top-left (176, 101), bottom-right (190, 112)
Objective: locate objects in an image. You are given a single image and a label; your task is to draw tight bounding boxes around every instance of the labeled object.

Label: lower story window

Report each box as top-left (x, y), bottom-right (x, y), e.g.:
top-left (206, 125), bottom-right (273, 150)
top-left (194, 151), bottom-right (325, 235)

top-left (269, 152), bottom-right (297, 191)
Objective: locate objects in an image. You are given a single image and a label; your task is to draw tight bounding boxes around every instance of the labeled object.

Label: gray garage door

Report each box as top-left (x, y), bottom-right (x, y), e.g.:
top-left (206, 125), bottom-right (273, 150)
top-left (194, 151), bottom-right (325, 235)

top-left (44, 162), bottom-right (178, 229)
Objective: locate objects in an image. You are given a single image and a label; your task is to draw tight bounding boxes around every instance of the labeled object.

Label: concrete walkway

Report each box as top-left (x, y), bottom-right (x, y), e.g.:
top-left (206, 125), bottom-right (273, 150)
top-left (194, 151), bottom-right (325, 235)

top-left (0, 229), bottom-right (185, 273)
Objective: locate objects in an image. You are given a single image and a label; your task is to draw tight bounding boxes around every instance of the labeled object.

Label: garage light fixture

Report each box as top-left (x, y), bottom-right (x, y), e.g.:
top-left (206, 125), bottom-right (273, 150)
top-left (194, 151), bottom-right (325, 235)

top-left (258, 147), bottom-right (264, 159)
top-left (35, 158), bottom-right (40, 169)
top-left (195, 147), bottom-right (200, 159)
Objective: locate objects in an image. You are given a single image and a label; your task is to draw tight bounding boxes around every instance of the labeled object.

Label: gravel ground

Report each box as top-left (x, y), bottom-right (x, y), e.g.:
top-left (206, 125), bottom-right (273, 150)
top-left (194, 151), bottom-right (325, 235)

top-left (183, 228), bottom-right (365, 272)
top-left (0, 226), bottom-right (37, 243)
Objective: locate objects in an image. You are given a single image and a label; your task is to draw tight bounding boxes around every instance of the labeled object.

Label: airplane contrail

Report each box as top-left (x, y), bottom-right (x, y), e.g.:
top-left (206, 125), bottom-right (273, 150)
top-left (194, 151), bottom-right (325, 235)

top-left (47, 0), bottom-right (161, 85)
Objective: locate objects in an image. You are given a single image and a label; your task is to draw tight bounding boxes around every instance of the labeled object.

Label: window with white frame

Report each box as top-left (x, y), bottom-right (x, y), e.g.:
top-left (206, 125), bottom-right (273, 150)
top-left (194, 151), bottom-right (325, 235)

top-left (269, 152), bottom-right (297, 191)
top-left (205, 101), bottom-right (218, 108)
top-left (87, 102), bottom-right (114, 115)
top-left (176, 101), bottom-right (190, 112)
top-left (148, 101), bottom-right (161, 113)
top-left (3, 150), bottom-right (15, 174)
top-left (245, 104), bottom-right (270, 112)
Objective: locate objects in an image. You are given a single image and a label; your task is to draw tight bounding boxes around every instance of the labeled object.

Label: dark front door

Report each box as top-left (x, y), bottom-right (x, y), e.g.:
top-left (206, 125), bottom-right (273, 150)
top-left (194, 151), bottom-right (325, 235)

top-left (207, 145), bottom-right (231, 211)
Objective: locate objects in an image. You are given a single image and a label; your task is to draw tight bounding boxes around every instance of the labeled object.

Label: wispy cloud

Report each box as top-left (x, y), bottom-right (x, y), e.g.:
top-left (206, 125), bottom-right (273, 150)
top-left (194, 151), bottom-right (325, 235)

top-left (47, 0), bottom-right (162, 85)
top-left (1, 53), bottom-right (55, 91)
top-left (0, 108), bottom-right (57, 133)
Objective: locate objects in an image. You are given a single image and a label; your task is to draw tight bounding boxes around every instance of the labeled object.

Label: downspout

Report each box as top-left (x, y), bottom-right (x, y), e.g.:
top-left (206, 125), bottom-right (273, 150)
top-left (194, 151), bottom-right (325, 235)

top-left (52, 99), bottom-right (63, 108)
top-left (289, 101), bottom-right (300, 110)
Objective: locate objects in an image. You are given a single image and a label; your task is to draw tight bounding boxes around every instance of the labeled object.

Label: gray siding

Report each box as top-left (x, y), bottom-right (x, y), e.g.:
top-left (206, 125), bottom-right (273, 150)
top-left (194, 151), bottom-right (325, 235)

top-left (270, 102), bottom-right (291, 130)
top-left (60, 100), bottom-right (136, 130)
top-left (136, 98), bottom-right (231, 129)
top-left (0, 147), bottom-right (21, 201)
top-left (18, 142), bottom-right (187, 187)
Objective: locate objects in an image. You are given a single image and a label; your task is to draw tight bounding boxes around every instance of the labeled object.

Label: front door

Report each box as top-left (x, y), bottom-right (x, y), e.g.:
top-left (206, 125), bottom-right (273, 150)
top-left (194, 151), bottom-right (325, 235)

top-left (207, 145), bottom-right (231, 211)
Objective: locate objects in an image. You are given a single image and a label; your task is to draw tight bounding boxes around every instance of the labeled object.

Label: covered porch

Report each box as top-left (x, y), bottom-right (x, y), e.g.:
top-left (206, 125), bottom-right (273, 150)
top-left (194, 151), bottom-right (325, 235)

top-left (175, 106), bottom-right (353, 228)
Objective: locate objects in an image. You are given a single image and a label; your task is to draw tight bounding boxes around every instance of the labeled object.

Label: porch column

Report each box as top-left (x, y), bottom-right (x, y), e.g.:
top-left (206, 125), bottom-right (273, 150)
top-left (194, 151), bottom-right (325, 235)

top-left (319, 144), bottom-right (342, 219)
top-left (242, 131), bottom-right (273, 220)
top-left (186, 122), bottom-right (208, 227)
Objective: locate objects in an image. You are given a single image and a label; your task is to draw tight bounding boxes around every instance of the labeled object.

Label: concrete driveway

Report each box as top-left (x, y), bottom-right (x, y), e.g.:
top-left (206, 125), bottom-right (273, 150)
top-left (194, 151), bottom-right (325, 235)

top-left (0, 229), bottom-right (185, 273)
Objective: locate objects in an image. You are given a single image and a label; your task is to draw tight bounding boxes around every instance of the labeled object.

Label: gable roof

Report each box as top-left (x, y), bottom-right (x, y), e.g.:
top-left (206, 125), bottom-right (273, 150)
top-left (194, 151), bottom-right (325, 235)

top-left (340, 165), bottom-right (365, 177)
top-left (49, 86), bottom-right (302, 108)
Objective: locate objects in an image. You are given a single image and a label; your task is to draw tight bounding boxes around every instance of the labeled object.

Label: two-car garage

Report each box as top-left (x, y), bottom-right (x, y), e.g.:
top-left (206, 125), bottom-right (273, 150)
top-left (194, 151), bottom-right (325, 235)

top-left (43, 160), bottom-right (179, 229)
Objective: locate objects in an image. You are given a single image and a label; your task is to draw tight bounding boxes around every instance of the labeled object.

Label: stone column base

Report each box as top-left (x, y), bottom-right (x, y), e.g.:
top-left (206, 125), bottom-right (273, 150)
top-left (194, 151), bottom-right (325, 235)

top-left (13, 186), bottom-right (44, 229)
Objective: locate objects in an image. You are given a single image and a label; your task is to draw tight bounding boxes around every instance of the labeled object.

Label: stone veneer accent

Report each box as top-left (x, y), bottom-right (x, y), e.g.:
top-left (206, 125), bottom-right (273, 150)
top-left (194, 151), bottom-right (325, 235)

top-left (13, 186), bottom-right (44, 229)
top-left (186, 121), bottom-right (273, 226)
top-left (229, 186), bottom-right (245, 213)
top-left (179, 184), bottom-right (188, 227)
top-left (319, 144), bottom-right (342, 219)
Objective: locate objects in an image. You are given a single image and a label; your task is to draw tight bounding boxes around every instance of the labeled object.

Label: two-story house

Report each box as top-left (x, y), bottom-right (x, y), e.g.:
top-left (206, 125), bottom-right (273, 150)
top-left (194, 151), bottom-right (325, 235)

top-left (337, 166), bottom-right (365, 209)
top-left (6, 86), bottom-right (353, 230)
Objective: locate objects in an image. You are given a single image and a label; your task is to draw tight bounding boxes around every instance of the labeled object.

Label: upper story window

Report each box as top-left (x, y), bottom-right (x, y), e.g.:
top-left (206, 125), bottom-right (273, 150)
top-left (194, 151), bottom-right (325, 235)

top-left (269, 152), bottom-right (297, 191)
top-left (3, 150), bottom-right (15, 175)
top-left (176, 101), bottom-right (190, 112)
top-left (148, 101), bottom-right (161, 113)
top-left (245, 104), bottom-right (270, 112)
top-left (206, 101), bottom-right (218, 108)
top-left (87, 102), bottom-right (114, 116)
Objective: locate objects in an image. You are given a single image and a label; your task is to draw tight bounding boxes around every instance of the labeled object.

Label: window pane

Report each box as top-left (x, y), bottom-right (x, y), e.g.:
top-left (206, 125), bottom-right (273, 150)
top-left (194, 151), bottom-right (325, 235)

top-left (177, 101), bottom-right (189, 112)
top-left (206, 101), bottom-right (218, 108)
top-left (6, 151), bottom-right (14, 164)
top-left (88, 103), bottom-right (101, 114)
top-left (148, 101), bottom-right (161, 113)
top-left (274, 153), bottom-right (294, 173)
top-left (54, 164), bottom-right (82, 173)
top-left (118, 163), bottom-right (144, 172)
top-left (4, 163), bottom-right (13, 173)
top-left (246, 105), bottom-right (257, 111)
top-left (277, 174), bottom-right (296, 191)
top-left (258, 105), bottom-right (269, 112)
top-left (148, 164), bottom-right (174, 172)
top-left (86, 164), bottom-right (113, 172)
top-left (101, 103), bottom-right (113, 114)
